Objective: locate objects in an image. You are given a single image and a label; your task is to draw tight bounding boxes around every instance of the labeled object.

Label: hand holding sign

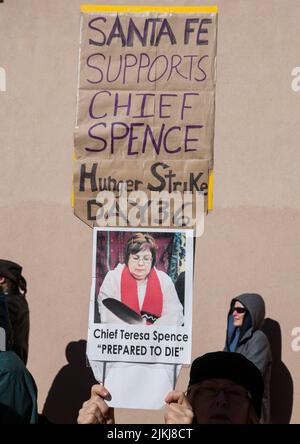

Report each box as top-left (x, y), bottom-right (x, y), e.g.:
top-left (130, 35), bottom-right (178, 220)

top-left (77, 384), bottom-right (115, 424)
top-left (164, 390), bottom-right (194, 424)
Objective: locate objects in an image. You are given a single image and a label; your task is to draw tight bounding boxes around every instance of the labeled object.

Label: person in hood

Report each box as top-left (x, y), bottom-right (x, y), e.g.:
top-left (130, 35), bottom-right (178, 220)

top-left (0, 259), bottom-right (38, 424)
top-left (224, 293), bottom-right (272, 423)
top-left (0, 259), bottom-right (29, 364)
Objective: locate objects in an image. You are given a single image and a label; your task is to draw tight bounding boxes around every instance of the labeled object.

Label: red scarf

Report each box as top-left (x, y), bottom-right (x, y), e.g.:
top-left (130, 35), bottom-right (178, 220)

top-left (121, 265), bottom-right (163, 324)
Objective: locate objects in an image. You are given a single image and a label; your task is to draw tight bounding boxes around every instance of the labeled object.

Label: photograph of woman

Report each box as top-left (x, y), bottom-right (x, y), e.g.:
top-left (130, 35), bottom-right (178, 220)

top-left (97, 232), bottom-right (184, 326)
top-left (88, 228), bottom-right (193, 409)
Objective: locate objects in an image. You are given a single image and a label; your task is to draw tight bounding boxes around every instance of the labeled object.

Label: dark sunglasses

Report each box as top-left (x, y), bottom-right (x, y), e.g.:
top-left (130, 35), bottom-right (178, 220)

top-left (231, 306), bottom-right (246, 314)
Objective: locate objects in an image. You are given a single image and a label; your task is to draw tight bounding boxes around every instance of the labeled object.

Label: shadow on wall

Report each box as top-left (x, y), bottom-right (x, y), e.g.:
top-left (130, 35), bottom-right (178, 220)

top-left (42, 340), bottom-right (97, 424)
top-left (262, 318), bottom-right (293, 424)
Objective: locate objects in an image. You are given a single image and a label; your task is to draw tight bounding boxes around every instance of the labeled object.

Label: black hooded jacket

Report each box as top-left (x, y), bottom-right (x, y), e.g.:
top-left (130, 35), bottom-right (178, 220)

top-left (224, 293), bottom-right (272, 424)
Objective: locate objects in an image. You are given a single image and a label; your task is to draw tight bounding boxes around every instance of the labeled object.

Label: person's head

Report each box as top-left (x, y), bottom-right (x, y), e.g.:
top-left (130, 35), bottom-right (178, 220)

top-left (230, 300), bottom-right (247, 328)
top-left (230, 293), bottom-right (266, 331)
top-left (124, 233), bottom-right (156, 281)
top-left (0, 259), bottom-right (27, 296)
top-left (187, 352), bottom-right (264, 424)
top-left (0, 260), bottom-right (29, 364)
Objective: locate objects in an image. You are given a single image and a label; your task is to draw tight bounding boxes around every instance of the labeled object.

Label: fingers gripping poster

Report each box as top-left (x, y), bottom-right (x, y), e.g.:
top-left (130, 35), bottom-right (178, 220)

top-left (87, 228), bottom-right (194, 409)
top-left (73, 5), bottom-right (218, 227)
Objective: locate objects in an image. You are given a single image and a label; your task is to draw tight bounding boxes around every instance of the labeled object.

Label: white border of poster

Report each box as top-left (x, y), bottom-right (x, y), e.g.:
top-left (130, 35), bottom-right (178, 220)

top-left (87, 227), bottom-right (194, 365)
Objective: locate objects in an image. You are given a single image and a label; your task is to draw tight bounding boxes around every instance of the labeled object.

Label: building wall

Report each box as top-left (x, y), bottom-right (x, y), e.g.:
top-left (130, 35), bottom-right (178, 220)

top-left (0, 0), bottom-right (299, 423)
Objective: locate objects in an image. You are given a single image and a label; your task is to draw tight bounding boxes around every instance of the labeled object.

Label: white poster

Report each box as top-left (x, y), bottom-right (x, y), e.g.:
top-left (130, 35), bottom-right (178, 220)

top-left (86, 227), bottom-right (194, 408)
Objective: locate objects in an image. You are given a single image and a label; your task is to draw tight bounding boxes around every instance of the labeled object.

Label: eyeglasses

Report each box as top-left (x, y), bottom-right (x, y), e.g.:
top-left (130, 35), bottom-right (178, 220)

top-left (130, 255), bottom-right (152, 264)
top-left (193, 383), bottom-right (251, 403)
top-left (230, 307), bottom-right (246, 314)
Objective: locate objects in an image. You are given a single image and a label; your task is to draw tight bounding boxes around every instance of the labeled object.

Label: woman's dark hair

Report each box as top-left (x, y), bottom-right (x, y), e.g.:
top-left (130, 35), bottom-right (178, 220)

top-left (124, 233), bottom-right (156, 268)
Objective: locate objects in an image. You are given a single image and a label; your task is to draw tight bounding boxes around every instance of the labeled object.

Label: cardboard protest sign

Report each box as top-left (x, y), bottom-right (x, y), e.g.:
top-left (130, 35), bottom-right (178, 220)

top-left (73, 158), bottom-right (209, 228)
top-left (87, 227), bottom-right (193, 409)
top-left (73, 5), bottom-right (217, 227)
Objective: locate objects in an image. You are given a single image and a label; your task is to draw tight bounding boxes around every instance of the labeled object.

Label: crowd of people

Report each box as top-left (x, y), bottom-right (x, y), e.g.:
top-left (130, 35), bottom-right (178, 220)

top-left (0, 249), bottom-right (272, 424)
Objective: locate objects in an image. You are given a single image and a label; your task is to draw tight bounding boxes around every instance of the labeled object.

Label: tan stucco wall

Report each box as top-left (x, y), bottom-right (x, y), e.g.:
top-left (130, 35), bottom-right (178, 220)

top-left (0, 0), bottom-right (299, 423)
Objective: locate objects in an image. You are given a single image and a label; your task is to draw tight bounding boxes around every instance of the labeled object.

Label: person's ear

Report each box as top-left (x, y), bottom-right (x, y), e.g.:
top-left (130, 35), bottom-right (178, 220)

top-left (0, 276), bottom-right (6, 285)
